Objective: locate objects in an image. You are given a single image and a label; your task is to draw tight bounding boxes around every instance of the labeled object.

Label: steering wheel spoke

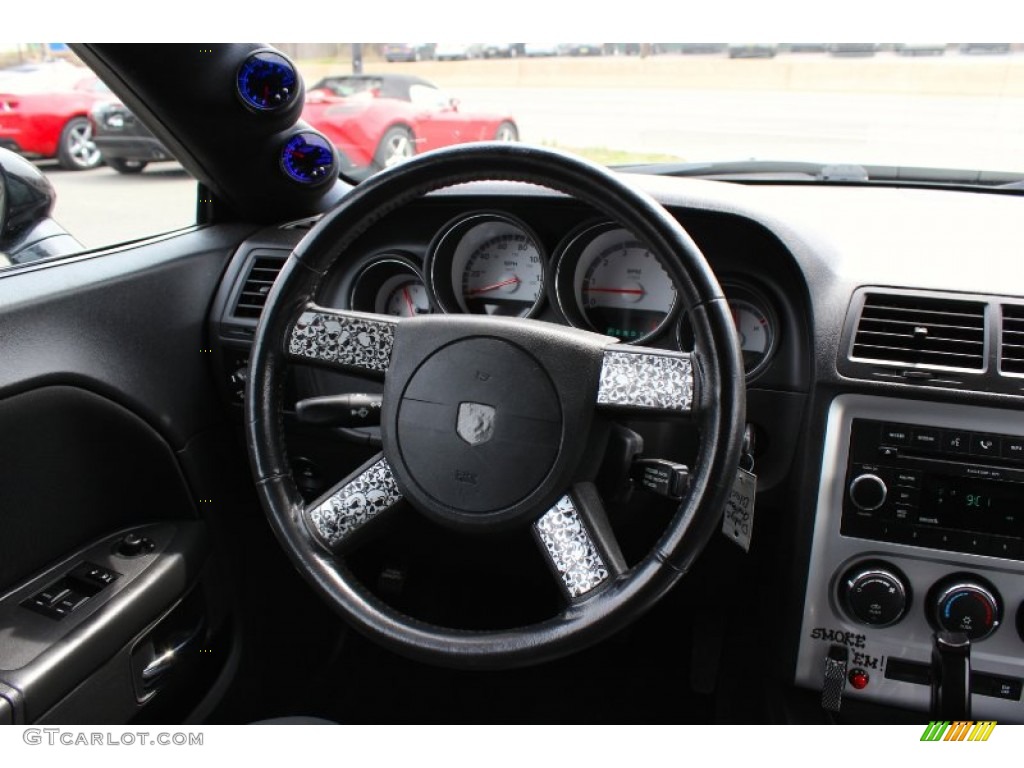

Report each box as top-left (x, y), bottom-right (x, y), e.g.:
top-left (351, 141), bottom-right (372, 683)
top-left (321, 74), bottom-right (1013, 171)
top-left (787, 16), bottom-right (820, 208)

top-left (304, 454), bottom-right (404, 554)
top-left (533, 484), bottom-right (626, 601)
top-left (288, 306), bottom-right (398, 377)
top-left (596, 346), bottom-right (696, 416)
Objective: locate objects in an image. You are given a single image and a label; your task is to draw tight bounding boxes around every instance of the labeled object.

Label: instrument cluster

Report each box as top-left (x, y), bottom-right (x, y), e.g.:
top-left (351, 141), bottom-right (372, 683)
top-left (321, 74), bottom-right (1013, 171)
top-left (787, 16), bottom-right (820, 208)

top-left (336, 210), bottom-right (780, 380)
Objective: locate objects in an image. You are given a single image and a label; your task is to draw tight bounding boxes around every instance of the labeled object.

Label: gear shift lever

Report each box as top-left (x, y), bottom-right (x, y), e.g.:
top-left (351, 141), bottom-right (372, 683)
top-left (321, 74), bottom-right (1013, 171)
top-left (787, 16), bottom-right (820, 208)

top-left (931, 631), bottom-right (971, 720)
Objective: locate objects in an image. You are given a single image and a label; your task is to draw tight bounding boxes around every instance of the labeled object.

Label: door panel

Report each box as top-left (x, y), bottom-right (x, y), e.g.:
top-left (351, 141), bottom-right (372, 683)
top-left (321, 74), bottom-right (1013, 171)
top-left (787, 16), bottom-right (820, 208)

top-left (0, 225), bottom-right (253, 723)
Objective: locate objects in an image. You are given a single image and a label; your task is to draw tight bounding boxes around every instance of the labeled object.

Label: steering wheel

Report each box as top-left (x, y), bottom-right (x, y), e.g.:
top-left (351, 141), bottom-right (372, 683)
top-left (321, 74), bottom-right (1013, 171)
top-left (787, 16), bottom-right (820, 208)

top-left (246, 143), bottom-right (746, 669)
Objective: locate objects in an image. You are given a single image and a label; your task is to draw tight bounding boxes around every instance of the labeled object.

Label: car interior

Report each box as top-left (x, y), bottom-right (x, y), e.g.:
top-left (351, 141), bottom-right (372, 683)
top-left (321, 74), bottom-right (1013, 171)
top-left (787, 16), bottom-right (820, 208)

top-left (1, 42), bottom-right (1023, 726)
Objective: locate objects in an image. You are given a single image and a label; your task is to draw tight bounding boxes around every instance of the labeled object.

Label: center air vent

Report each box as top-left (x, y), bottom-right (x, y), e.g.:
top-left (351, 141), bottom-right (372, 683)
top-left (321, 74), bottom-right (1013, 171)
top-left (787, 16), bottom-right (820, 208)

top-left (1001, 304), bottom-right (1024, 375)
top-left (232, 254), bottom-right (286, 320)
top-left (851, 293), bottom-right (986, 371)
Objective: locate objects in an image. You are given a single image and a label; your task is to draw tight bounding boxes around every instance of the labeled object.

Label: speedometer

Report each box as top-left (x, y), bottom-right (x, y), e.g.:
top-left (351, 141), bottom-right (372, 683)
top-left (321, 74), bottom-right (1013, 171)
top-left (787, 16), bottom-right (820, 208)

top-left (426, 213), bottom-right (546, 318)
top-left (553, 223), bottom-right (677, 343)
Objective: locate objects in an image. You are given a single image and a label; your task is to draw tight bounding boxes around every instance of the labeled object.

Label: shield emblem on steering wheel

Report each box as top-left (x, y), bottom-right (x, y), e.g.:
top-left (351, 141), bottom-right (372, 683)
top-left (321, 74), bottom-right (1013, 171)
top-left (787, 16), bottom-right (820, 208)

top-left (456, 402), bottom-right (496, 446)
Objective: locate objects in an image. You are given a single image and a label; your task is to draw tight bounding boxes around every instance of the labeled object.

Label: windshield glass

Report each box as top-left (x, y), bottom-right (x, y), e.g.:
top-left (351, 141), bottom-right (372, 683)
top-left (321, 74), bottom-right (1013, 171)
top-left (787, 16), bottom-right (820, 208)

top-left (0, 29), bottom-right (1021, 266)
top-left (293, 42), bottom-right (1024, 180)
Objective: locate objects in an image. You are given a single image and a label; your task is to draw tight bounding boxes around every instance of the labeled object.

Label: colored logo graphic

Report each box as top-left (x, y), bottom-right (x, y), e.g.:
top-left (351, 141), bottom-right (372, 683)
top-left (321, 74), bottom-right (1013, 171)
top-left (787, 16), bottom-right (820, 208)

top-left (920, 721), bottom-right (997, 741)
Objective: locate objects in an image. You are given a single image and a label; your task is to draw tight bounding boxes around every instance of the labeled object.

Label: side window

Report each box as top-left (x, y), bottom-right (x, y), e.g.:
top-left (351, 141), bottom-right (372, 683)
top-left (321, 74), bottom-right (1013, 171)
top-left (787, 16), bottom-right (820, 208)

top-left (408, 84), bottom-right (451, 110)
top-left (0, 50), bottom-right (195, 271)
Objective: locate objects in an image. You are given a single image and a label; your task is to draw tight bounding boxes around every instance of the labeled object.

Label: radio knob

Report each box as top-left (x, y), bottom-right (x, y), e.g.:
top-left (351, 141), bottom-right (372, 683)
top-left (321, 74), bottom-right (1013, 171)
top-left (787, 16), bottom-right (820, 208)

top-left (849, 473), bottom-right (887, 511)
top-left (932, 578), bottom-right (1001, 641)
top-left (839, 562), bottom-right (910, 627)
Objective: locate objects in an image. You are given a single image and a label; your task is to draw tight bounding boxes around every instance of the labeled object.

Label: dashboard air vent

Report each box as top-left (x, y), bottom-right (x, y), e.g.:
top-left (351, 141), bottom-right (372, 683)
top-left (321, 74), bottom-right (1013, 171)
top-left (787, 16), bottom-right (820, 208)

top-left (1001, 305), bottom-right (1024, 375)
top-left (233, 255), bottom-right (285, 320)
top-left (852, 293), bottom-right (986, 371)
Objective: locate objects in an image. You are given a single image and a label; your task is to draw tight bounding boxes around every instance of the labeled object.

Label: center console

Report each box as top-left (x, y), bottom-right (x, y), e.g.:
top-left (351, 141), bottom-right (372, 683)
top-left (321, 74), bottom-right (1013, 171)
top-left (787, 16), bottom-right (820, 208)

top-left (795, 394), bottom-right (1024, 719)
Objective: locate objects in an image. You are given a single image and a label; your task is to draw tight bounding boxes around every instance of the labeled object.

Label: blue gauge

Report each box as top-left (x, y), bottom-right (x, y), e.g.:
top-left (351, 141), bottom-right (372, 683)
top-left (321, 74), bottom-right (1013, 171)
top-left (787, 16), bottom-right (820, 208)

top-left (236, 51), bottom-right (299, 112)
top-left (280, 132), bottom-right (337, 185)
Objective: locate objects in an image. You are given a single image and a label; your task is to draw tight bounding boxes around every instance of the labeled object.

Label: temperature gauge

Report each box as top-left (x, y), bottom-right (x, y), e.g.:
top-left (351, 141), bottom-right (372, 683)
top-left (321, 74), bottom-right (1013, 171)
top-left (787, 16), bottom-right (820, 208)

top-left (677, 284), bottom-right (778, 380)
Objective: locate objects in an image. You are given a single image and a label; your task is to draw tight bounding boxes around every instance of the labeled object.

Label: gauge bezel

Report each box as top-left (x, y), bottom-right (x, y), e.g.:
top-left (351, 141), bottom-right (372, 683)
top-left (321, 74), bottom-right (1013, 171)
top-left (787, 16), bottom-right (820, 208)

top-left (551, 220), bottom-right (679, 345)
top-left (348, 253), bottom-right (431, 317)
top-left (424, 212), bottom-right (547, 318)
top-left (676, 280), bottom-right (780, 381)
top-left (235, 49), bottom-right (301, 114)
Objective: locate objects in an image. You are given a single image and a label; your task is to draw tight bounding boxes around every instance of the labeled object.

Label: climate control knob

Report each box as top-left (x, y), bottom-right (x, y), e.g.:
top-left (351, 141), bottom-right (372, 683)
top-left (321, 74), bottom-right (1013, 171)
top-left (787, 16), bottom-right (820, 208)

top-left (931, 577), bottom-right (1001, 641)
top-left (848, 473), bottom-right (887, 511)
top-left (839, 562), bottom-right (910, 627)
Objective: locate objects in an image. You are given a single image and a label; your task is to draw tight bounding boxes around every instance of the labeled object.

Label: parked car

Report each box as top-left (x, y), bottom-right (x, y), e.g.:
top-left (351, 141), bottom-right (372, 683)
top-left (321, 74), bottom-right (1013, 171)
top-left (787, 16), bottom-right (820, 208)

top-left (727, 43), bottom-right (778, 58)
top-left (960, 43), bottom-right (1012, 54)
top-left (524, 42), bottom-right (560, 57)
top-left (383, 43), bottom-right (435, 62)
top-left (895, 43), bottom-right (947, 56)
top-left (559, 43), bottom-right (603, 56)
top-left (91, 99), bottom-right (176, 173)
top-left (0, 61), bottom-right (108, 170)
top-left (306, 73), bottom-right (518, 173)
top-left (434, 43), bottom-right (483, 61)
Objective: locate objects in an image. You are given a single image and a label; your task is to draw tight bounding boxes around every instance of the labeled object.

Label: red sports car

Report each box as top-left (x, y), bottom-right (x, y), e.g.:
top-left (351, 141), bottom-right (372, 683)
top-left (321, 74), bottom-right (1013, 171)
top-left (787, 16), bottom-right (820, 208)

top-left (0, 62), bottom-right (109, 170)
top-left (304, 74), bottom-right (518, 176)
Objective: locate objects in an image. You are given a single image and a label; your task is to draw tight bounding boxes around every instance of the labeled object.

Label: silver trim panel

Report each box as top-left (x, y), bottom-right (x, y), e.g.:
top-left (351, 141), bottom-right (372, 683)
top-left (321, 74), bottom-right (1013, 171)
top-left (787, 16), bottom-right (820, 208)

top-left (596, 348), bottom-right (694, 412)
top-left (795, 394), bottom-right (1024, 720)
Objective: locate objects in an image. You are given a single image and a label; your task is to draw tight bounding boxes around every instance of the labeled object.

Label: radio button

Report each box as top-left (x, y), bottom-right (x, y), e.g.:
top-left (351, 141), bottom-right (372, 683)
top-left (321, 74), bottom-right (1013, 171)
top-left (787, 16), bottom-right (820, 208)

top-left (1002, 438), bottom-right (1024, 463)
top-left (895, 470), bottom-right (921, 488)
top-left (892, 506), bottom-right (914, 523)
top-left (882, 424), bottom-right (910, 444)
top-left (970, 434), bottom-right (1001, 458)
top-left (911, 428), bottom-right (942, 451)
top-left (941, 431), bottom-right (969, 454)
top-left (892, 487), bottom-right (919, 506)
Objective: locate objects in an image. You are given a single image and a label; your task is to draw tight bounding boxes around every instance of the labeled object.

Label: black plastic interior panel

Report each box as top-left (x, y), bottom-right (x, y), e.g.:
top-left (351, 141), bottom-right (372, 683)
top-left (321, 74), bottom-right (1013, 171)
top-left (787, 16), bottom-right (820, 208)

top-left (0, 225), bottom-right (255, 450)
top-left (0, 521), bottom-right (208, 723)
top-left (0, 386), bottom-right (198, 593)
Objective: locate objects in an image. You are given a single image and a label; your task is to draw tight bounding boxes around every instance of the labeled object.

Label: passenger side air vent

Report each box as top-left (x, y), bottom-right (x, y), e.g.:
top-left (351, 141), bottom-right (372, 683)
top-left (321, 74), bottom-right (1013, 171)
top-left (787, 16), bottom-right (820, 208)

top-left (1001, 304), bottom-right (1024, 375)
top-left (851, 293), bottom-right (986, 371)
top-left (232, 255), bottom-right (286, 320)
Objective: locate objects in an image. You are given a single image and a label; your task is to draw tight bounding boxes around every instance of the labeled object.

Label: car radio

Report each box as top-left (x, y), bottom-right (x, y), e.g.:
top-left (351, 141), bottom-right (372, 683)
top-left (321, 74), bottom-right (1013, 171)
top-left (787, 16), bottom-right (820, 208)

top-left (841, 419), bottom-right (1024, 560)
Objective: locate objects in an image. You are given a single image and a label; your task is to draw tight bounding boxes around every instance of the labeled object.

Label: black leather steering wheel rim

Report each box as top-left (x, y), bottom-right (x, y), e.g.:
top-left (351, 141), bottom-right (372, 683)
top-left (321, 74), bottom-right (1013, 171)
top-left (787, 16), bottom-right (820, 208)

top-left (246, 142), bottom-right (746, 669)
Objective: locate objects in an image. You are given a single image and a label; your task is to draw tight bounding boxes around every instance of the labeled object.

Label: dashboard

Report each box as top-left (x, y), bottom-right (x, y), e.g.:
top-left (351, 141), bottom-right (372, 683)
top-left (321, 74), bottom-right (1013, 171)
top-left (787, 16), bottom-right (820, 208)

top-left (207, 174), bottom-right (1024, 723)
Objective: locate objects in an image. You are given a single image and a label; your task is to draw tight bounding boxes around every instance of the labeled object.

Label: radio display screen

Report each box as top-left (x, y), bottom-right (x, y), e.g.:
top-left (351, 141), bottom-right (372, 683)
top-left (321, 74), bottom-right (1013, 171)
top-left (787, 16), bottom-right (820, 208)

top-left (921, 475), bottom-right (1024, 537)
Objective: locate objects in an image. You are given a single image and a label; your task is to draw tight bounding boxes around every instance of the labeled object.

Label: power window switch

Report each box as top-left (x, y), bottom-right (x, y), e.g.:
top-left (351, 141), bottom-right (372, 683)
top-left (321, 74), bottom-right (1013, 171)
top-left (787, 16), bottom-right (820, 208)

top-left (52, 592), bottom-right (89, 616)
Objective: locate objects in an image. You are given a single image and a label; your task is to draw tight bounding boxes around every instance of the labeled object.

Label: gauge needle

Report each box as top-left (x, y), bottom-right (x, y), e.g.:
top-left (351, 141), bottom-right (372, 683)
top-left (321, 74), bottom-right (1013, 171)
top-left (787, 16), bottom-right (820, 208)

top-left (467, 276), bottom-right (520, 295)
top-left (584, 287), bottom-right (645, 295)
top-left (403, 286), bottom-right (416, 316)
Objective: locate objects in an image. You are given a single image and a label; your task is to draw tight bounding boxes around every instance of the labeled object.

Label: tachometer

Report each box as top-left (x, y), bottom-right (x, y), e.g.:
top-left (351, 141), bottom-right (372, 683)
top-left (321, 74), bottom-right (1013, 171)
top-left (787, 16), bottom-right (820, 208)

top-left (554, 223), bottom-right (677, 343)
top-left (426, 214), bottom-right (546, 318)
top-left (381, 278), bottom-right (431, 317)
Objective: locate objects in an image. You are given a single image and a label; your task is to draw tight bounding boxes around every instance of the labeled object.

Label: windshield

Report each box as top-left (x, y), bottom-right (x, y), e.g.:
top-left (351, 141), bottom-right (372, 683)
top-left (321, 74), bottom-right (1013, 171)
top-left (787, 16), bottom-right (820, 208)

top-left (0, 34), bottom-right (1021, 265)
top-left (294, 41), bottom-right (1024, 180)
